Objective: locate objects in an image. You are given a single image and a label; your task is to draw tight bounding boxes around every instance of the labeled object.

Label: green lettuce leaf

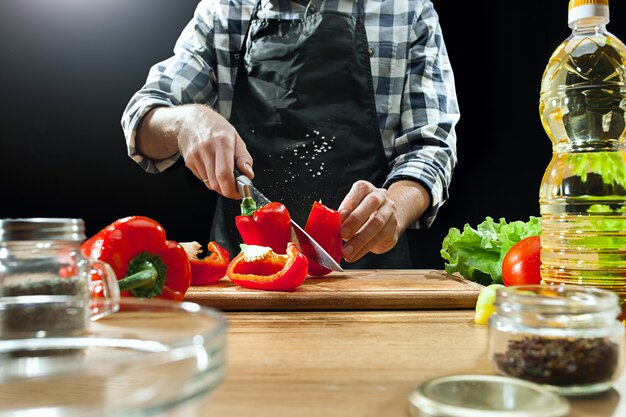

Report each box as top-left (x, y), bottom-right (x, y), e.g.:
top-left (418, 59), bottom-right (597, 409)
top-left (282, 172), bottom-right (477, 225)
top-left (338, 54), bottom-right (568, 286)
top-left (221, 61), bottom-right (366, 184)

top-left (440, 217), bottom-right (541, 285)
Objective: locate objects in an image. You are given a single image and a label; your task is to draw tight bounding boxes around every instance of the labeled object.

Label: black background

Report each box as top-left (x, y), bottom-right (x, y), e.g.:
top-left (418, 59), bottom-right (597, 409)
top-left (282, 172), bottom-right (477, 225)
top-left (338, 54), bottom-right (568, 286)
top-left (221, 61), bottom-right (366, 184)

top-left (1, 0), bottom-right (624, 268)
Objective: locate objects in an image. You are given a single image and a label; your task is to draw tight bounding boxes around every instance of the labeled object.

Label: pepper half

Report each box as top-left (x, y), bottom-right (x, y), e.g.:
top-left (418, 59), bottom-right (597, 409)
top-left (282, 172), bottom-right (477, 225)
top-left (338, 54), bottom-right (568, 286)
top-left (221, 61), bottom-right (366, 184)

top-left (226, 242), bottom-right (308, 291)
top-left (81, 216), bottom-right (191, 301)
top-left (301, 201), bottom-right (343, 277)
top-left (180, 241), bottom-right (230, 285)
top-left (235, 197), bottom-right (292, 254)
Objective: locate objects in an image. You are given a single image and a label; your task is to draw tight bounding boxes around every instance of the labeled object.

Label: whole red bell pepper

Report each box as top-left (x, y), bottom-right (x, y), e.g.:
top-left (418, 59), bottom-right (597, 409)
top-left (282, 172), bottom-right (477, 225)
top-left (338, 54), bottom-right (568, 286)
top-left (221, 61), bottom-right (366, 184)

top-left (226, 242), bottom-right (308, 291)
top-left (235, 197), bottom-right (292, 254)
top-left (81, 216), bottom-right (191, 301)
top-left (301, 201), bottom-right (343, 277)
top-left (180, 241), bottom-right (230, 285)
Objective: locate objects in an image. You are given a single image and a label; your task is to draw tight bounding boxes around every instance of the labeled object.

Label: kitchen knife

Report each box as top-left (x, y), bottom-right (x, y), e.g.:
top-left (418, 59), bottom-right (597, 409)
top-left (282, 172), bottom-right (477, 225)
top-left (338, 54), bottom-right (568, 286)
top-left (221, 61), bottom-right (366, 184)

top-left (235, 173), bottom-right (344, 272)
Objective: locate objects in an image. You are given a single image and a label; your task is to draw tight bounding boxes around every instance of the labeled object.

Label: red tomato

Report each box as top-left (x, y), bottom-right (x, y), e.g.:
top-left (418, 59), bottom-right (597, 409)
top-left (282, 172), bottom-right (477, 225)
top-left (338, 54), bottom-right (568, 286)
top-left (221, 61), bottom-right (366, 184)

top-left (502, 236), bottom-right (542, 286)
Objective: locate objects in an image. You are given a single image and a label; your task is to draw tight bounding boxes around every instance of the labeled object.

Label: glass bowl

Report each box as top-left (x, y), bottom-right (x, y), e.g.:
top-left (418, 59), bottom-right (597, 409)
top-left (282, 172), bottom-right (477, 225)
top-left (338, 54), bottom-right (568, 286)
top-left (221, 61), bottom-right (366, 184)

top-left (0, 298), bottom-right (227, 417)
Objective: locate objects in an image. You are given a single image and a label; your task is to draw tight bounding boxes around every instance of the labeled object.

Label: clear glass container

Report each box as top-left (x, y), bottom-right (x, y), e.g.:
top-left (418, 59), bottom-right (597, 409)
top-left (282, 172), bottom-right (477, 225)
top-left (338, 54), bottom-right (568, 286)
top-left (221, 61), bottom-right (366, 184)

top-left (0, 298), bottom-right (227, 417)
top-left (0, 218), bottom-right (119, 338)
top-left (489, 285), bottom-right (625, 396)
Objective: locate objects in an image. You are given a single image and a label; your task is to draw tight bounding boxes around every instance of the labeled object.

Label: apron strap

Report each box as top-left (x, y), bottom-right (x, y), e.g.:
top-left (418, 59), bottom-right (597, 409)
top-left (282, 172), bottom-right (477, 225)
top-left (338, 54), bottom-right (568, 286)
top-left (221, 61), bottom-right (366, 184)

top-left (304, 0), bottom-right (326, 18)
top-left (251, 0), bottom-right (264, 20)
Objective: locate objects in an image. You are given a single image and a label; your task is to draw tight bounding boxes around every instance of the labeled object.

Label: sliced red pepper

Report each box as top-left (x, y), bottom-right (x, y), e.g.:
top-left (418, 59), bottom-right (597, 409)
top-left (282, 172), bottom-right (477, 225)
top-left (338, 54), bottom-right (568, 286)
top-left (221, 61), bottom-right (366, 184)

top-left (81, 216), bottom-right (191, 301)
top-left (226, 242), bottom-right (308, 291)
top-left (235, 197), bottom-right (292, 254)
top-left (301, 201), bottom-right (343, 277)
top-left (180, 241), bottom-right (230, 285)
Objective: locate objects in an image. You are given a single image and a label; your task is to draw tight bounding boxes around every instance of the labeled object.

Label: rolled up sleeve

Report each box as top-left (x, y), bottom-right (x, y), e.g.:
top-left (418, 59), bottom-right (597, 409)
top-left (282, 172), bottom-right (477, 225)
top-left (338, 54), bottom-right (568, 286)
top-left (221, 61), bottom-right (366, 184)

top-left (120, 1), bottom-right (219, 173)
top-left (384, 1), bottom-right (459, 229)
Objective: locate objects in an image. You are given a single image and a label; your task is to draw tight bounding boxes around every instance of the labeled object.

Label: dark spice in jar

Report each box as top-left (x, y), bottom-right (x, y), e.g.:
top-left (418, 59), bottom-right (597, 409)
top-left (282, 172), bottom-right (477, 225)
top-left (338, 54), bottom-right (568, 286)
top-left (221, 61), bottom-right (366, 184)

top-left (2, 276), bottom-right (85, 297)
top-left (494, 335), bottom-right (619, 386)
top-left (1, 274), bottom-right (87, 338)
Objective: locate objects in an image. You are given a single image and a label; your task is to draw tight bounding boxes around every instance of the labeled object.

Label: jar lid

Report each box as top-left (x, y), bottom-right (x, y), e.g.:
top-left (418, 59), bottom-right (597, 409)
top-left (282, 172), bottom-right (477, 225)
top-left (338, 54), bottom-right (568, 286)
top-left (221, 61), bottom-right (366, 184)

top-left (0, 218), bottom-right (86, 242)
top-left (408, 374), bottom-right (569, 417)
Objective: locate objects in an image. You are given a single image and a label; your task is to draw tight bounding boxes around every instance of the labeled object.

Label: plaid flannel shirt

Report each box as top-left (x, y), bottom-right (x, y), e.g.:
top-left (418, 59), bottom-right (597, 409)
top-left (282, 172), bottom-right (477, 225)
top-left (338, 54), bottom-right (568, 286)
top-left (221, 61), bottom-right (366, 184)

top-left (121, 0), bottom-right (459, 228)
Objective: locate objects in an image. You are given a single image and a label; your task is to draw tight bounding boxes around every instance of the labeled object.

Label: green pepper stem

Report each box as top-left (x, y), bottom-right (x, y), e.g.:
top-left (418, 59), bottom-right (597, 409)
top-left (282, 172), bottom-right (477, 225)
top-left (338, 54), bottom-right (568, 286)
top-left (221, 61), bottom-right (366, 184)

top-left (116, 252), bottom-right (168, 298)
top-left (240, 197), bottom-right (258, 216)
top-left (117, 261), bottom-right (158, 291)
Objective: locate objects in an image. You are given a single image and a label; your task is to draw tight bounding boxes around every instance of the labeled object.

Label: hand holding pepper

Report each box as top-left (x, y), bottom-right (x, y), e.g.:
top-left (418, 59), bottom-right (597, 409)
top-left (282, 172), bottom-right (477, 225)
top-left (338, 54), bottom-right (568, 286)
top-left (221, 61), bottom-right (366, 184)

top-left (338, 180), bottom-right (429, 262)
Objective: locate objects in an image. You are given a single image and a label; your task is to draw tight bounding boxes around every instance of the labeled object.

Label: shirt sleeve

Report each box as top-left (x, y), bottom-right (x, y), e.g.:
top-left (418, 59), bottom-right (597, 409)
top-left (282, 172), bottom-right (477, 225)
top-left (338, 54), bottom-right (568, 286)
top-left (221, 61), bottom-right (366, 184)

top-left (120, 1), bottom-right (219, 174)
top-left (383, 0), bottom-right (460, 229)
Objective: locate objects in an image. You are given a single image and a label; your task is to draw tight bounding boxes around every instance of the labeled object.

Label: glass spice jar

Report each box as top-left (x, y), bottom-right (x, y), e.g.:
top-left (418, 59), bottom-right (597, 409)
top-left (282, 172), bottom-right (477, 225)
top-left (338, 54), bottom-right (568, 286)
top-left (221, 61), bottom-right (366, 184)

top-left (489, 285), bottom-right (625, 396)
top-left (0, 218), bottom-right (119, 339)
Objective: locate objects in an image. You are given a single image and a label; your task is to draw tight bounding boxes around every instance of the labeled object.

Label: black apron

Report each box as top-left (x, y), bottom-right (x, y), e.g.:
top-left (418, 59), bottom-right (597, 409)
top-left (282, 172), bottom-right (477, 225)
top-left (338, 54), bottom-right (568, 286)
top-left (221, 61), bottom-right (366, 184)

top-left (211, 0), bottom-right (411, 268)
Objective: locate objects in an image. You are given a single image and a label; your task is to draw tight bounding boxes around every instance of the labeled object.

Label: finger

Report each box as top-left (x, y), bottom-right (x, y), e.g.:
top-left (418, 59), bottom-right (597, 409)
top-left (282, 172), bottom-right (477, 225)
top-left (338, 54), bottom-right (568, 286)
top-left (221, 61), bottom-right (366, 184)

top-left (342, 204), bottom-right (392, 262)
top-left (234, 137), bottom-right (254, 179)
top-left (369, 213), bottom-right (399, 255)
top-left (185, 154), bottom-right (215, 191)
top-left (350, 219), bottom-right (398, 261)
top-left (338, 180), bottom-right (373, 221)
top-left (214, 138), bottom-right (238, 199)
top-left (194, 140), bottom-right (221, 192)
top-left (340, 189), bottom-right (386, 240)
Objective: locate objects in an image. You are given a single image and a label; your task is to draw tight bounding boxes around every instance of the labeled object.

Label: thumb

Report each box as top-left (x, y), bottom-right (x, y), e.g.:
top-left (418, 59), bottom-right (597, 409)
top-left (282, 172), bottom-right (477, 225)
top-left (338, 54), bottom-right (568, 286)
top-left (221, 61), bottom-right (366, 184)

top-left (234, 137), bottom-right (254, 179)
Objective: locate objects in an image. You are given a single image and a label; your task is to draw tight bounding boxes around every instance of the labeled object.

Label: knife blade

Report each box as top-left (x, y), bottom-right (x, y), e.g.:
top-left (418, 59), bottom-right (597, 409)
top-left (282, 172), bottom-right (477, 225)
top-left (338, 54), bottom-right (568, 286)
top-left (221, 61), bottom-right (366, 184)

top-left (235, 173), bottom-right (344, 272)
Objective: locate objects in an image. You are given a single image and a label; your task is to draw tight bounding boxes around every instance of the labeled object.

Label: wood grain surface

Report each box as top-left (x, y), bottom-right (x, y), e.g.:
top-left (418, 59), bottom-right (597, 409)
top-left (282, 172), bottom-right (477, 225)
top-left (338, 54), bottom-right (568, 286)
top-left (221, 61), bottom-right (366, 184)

top-left (184, 269), bottom-right (484, 311)
top-left (190, 310), bottom-right (625, 417)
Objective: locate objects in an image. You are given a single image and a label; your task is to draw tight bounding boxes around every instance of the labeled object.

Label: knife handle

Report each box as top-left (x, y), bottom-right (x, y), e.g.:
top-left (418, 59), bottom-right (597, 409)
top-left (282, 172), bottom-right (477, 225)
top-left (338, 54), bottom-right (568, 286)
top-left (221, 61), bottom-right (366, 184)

top-left (234, 168), bottom-right (253, 198)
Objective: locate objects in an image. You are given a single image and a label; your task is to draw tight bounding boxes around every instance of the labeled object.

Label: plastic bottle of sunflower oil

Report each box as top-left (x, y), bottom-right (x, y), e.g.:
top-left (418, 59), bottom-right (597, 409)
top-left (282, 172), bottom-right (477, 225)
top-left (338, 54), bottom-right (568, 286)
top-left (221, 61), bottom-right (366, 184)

top-left (538, 0), bottom-right (626, 302)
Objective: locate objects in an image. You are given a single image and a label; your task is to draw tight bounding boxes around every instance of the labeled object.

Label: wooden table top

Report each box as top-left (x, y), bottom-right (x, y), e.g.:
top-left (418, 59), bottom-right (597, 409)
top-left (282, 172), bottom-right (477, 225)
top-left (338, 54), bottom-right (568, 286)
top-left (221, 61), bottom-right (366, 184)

top-left (190, 310), bottom-right (626, 417)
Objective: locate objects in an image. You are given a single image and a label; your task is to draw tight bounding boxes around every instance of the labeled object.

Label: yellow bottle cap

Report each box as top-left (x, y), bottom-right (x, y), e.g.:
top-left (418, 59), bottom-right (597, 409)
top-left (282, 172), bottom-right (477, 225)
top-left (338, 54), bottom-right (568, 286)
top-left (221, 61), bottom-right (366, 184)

top-left (569, 0), bottom-right (609, 9)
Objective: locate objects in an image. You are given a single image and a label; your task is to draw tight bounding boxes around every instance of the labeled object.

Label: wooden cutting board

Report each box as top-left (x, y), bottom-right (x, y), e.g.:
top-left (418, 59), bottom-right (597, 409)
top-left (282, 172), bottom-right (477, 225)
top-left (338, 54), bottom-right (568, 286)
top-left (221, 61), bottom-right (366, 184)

top-left (183, 269), bottom-right (483, 311)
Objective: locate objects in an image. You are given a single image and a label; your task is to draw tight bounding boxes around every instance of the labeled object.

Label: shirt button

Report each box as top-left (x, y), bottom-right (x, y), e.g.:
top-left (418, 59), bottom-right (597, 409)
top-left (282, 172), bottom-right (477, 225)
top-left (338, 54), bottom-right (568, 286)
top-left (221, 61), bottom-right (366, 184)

top-left (368, 47), bottom-right (374, 57)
